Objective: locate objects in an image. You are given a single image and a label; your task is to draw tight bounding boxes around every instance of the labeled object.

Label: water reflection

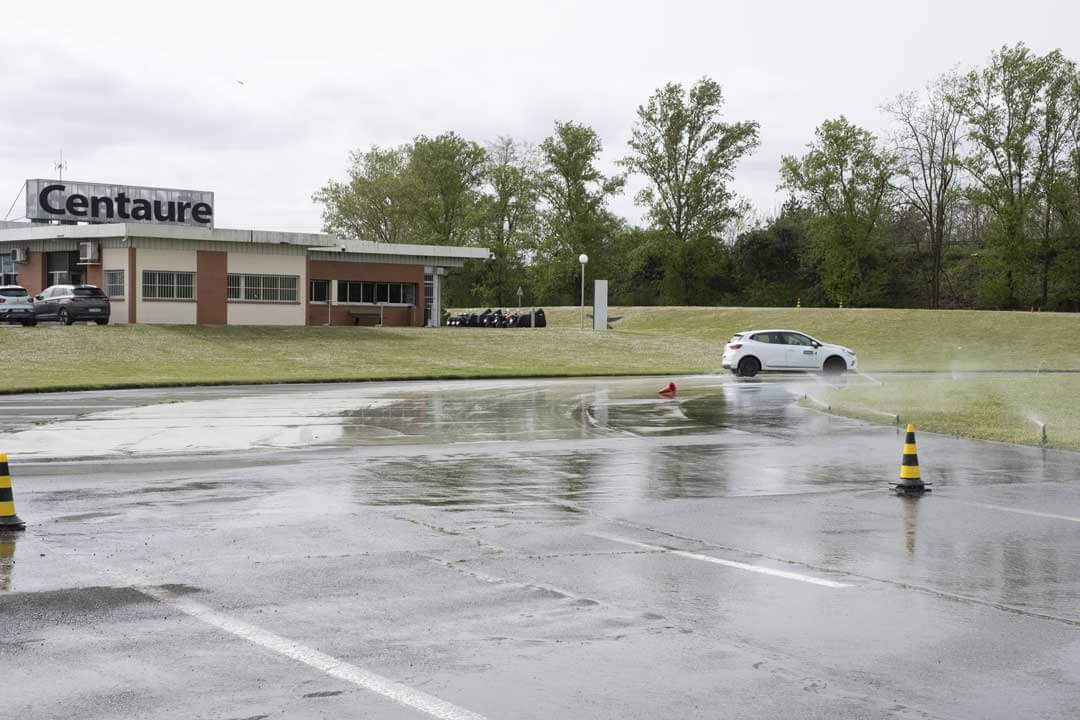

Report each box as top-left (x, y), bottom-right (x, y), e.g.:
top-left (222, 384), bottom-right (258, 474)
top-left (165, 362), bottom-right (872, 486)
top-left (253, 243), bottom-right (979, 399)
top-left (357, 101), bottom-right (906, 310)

top-left (0, 532), bottom-right (16, 591)
top-left (899, 496), bottom-right (920, 557)
top-left (335, 380), bottom-right (743, 447)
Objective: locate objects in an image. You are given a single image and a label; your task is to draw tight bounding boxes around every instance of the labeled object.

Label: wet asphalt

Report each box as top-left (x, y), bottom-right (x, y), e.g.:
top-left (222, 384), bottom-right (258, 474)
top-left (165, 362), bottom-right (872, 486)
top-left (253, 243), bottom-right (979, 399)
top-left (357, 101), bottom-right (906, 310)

top-left (1, 375), bottom-right (1079, 719)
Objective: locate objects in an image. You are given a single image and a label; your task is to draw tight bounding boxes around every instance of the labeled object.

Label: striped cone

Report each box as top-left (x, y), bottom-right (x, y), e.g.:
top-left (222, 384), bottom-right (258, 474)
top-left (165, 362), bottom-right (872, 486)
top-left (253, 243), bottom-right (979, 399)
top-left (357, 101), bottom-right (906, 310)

top-left (894, 424), bottom-right (930, 494)
top-left (0, 453), bottom-right (26, 530)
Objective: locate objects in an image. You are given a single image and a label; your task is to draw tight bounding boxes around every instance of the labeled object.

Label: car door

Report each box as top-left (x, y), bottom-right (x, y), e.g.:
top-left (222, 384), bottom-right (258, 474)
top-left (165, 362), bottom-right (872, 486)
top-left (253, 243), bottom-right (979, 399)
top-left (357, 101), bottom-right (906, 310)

top-left (749, 332), bottom-right (786, 368)
top-left (783, 332), bottom-right (820, 368)
top-left (33, 287), bottom-right (55, 319)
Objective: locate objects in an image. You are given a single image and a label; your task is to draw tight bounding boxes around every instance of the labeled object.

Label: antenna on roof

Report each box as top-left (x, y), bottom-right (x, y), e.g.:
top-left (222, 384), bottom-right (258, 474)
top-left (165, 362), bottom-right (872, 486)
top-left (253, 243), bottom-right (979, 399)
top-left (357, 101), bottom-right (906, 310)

top-left (3, 183), bottom-right (25, 221)
top-left (55, 150), bottom-right (68, 181)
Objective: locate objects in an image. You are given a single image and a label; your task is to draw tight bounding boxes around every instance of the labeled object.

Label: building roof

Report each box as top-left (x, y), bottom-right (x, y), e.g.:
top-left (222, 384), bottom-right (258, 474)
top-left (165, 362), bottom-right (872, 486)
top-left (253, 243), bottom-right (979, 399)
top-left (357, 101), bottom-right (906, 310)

top-left (308, 240), bottom-right (490, 261)
top-left (0, 222), bottom-right (490, 264)
top-left (0, 221), bottom-right (337, 247)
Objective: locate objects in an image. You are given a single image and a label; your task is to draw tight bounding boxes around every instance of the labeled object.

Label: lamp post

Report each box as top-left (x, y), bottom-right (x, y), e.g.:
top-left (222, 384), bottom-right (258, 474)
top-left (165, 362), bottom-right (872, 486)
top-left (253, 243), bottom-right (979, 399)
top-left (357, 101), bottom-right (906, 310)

top-left (578, 253), bottom-right (589, 329)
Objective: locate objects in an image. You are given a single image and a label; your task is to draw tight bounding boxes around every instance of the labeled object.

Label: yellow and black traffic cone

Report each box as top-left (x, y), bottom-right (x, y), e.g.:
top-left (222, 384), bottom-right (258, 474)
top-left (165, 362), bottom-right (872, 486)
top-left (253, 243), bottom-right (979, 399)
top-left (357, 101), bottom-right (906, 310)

top-left (0, 453), bottom-right (26, 530)
top-left (894, 424), bottom-right (930, 494)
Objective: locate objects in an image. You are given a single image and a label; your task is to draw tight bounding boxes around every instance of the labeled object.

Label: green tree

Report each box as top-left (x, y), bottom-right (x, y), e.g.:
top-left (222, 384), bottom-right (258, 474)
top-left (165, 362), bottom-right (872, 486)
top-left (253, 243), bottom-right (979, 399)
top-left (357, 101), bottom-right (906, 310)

top-left (470, 137), bottom-right (539, 306)
top-left (313, 145), bottom-right (413, 243)
top-left (884, 73), bottom-right (964, 308)
top-left (949, 43), bottom-right (1080, 307)
top-left (780, 117), bottom-right (897, 306)
top-left (731, 207), bottom-right (816, 306)
top-left (623, 77), bottom-right (759, 303)
top-left (405, 132), bottom-right (488, 246)
top-left (533, 121), bottom-right (625, 303)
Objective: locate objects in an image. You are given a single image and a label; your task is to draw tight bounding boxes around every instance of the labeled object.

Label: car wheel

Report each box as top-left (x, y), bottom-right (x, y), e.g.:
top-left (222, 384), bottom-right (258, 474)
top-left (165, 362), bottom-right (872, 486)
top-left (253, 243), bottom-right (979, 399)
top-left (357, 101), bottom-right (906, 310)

top-left (21, 320), bottom-right (36, 327)
top-left (59, 308), bottom-right (73, 326)
top-left (737, 356), bottom-right (761, 378)
top-left (96, 318), bottom-right (109, 325)
top-left (823, 356), bottom-right (846, 377)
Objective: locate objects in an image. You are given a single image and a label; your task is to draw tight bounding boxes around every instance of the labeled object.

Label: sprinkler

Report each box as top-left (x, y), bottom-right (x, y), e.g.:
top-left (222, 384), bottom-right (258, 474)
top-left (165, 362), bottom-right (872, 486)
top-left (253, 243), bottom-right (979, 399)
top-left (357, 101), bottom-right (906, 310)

top-left (1039, 422), bottom-right (1048, 447)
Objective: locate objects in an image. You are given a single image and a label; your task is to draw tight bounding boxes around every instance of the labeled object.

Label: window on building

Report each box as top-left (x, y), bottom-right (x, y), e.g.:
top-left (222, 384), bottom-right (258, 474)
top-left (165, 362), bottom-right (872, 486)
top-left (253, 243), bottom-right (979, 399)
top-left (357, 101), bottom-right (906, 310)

top-left (226, 274), bottom-right (299, 303)
top-left (335, 281), bottom-right (418, 306)
top-left (227, 274), bottom-right (241, 299)
top-left (143, 270), bottom-right (195, 300)
top-left (1, 254), bottom-right (17, 285)
top-left (104, 270), bottom-right (125, 298)
top-left (424, 274), bottom-right (434, 326)
top-left (309, 279), bottom-right (329, 303)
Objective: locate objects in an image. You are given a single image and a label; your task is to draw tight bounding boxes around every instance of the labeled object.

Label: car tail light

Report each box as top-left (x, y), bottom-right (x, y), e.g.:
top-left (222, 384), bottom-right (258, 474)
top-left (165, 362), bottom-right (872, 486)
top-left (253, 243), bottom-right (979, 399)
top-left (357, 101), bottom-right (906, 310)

top-left (0, 298), bottom-right (5, 303)
top-left (729, 343), bottom-right (742, 350)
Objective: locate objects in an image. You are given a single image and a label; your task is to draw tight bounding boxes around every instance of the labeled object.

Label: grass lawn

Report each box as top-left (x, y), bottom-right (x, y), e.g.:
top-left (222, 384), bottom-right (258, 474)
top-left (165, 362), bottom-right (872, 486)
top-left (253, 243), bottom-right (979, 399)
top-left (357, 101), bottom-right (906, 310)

top-left (2, 305), bottom-right (1078, 450)
top-left (817, 374), bottom-right (1080, 450)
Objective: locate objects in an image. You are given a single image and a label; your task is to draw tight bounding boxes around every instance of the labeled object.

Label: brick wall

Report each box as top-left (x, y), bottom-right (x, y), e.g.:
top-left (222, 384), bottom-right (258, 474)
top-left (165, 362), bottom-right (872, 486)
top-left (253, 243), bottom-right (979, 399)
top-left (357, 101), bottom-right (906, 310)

top-left (20, 252), bottom-right (47, 296)
top-left (306, 260), bottom-right (425, 327)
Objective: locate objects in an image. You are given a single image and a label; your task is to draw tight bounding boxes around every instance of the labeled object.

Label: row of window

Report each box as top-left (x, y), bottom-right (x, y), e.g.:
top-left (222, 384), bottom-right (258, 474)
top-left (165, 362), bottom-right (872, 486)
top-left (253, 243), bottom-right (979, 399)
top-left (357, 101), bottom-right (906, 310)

top-left (98, 271), bottom-right (417, 306)
top-left (143, 271), bottom-right (196, 300)
top-left (227, 274), bottom-right (299, 303)
top-left (335, 281), bottom-right (417, 306)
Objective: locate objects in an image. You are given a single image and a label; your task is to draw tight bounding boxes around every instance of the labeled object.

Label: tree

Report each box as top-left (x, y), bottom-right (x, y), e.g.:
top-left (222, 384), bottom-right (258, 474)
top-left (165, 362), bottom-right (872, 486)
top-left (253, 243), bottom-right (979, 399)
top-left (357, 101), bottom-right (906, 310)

top-left (471, 137), bottom-right (539, 306)
top-left (313, 146), bottom-right (413, 243)
top-left (780, 117), bottom-right (897, 306)
top-left (949, 43), bottom-right (1080, 307)
top-left (884, 73), bottom-right (964, 308)
top-left (405, 132), bottom-right (488, 246)
top-left (623, 77), bottom-right (760, 303)
top-left (534, 121), bottom-right (625, 303)
top-left (731, 207), bottom-right (815, 306)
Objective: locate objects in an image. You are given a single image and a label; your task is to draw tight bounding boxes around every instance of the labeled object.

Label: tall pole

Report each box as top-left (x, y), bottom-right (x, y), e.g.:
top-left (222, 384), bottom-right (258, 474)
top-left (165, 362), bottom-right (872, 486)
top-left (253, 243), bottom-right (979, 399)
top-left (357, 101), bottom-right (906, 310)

top-left (578, 253), bottom-right (589, 330)
top-left (580, 265), bottom-right (584, 329)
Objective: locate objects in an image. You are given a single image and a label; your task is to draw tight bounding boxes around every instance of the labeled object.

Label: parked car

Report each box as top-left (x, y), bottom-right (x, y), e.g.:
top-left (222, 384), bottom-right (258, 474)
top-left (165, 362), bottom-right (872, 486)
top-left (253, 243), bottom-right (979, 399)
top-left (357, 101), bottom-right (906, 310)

top-left (722, 329), bottom-right (856, 378)
top-left (0, 285), bottom-right (36, 326)
top-left (32, 285), bottom-right (110, 325)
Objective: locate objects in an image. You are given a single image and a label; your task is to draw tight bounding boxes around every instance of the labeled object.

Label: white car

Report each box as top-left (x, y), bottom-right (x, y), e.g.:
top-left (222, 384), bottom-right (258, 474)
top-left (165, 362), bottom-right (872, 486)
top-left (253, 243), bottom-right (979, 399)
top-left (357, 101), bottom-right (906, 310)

top-left (722, 329), bottom-right (856, 378)
top-left (0, 285), bottom-right (36, 326)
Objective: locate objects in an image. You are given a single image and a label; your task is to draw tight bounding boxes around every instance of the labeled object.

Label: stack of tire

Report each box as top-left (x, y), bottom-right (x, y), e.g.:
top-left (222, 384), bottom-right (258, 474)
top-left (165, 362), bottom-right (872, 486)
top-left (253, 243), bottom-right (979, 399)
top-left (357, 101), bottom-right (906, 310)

top-left (446, 308), bottom-right (546, 328)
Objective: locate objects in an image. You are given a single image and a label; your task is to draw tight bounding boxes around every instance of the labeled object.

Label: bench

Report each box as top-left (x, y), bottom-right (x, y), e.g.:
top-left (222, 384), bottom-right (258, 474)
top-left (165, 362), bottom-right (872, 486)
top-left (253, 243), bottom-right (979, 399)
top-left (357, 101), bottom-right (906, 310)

top-left (349, 308), bottom-right (383, 326)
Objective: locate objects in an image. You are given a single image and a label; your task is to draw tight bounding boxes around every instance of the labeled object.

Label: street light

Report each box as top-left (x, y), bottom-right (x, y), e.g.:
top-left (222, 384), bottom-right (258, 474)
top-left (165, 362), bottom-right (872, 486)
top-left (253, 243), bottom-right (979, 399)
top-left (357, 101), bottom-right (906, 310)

top-left (578, 253), bottom-right (589, 329)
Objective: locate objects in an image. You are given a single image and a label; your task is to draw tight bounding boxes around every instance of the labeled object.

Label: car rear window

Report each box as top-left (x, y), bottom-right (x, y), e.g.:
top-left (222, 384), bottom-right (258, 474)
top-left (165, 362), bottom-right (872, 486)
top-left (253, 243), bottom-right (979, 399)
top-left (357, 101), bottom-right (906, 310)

top-left (728, 334), bottom-right (744, 342)
top-left (73, 287), bottom-right (106, 297)
top-left (0, 288), bottom-right (28, 297)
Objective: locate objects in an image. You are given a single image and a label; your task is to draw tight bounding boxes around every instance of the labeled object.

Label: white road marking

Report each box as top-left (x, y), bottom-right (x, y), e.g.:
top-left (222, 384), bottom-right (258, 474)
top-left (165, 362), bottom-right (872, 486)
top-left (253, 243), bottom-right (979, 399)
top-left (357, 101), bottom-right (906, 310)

top-left (591, 534), bottom-right (851, 588)
top-left (132, 584), bottom-right (488, 720)
top-left (959, 501), bottom-right (1080, 524)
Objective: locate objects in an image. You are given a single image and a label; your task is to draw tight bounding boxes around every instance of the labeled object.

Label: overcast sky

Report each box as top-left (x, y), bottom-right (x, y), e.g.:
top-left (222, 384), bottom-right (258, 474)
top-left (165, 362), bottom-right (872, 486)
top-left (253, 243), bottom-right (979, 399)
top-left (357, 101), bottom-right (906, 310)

top-left (2, 1), bottom-right (1077, 232)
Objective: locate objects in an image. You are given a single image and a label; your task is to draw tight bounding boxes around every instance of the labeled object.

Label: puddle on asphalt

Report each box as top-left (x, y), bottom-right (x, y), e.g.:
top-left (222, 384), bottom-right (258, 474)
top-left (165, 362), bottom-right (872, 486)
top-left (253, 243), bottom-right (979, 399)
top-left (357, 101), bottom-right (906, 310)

top-left (336, 382), bottom-right (737, 447)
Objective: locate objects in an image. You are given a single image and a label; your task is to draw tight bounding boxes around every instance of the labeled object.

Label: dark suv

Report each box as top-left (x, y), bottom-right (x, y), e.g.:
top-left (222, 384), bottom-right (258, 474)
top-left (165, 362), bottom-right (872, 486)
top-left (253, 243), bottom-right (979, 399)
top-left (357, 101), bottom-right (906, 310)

top-left (33, 285), bottom-right (111, 325)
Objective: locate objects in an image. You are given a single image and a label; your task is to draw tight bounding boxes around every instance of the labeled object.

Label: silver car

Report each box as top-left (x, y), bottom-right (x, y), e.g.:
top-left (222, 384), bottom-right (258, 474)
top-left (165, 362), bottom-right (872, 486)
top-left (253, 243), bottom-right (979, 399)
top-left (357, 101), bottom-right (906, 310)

top-left (0, 285), bottom-right (36, 326)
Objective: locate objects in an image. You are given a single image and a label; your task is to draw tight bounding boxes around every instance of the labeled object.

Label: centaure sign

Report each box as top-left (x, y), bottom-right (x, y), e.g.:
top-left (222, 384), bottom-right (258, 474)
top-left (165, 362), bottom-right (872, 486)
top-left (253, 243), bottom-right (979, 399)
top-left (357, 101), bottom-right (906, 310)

top-left (25, 179), bottom-right (214, 229)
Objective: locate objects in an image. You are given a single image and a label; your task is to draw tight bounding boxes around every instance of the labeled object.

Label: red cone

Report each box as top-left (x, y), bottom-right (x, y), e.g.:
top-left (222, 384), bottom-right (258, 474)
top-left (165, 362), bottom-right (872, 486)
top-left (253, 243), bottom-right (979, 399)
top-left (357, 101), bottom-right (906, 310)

top-left (658, 382), bottom-right (677, 398)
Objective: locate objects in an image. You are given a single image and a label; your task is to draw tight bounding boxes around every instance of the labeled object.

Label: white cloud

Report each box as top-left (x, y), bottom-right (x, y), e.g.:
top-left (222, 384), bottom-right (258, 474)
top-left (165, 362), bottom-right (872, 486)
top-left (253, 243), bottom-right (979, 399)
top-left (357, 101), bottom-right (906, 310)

top-left (1, 0), bottom-right (1076, 230)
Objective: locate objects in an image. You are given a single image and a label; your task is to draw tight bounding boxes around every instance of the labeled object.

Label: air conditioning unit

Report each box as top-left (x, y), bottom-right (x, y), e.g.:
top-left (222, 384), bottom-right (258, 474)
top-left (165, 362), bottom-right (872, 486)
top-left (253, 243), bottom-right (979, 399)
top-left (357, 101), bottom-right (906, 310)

top-left (79, 241), bottom-right (100, 264)
top-left (12, 247), bottom-right (29, 263)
